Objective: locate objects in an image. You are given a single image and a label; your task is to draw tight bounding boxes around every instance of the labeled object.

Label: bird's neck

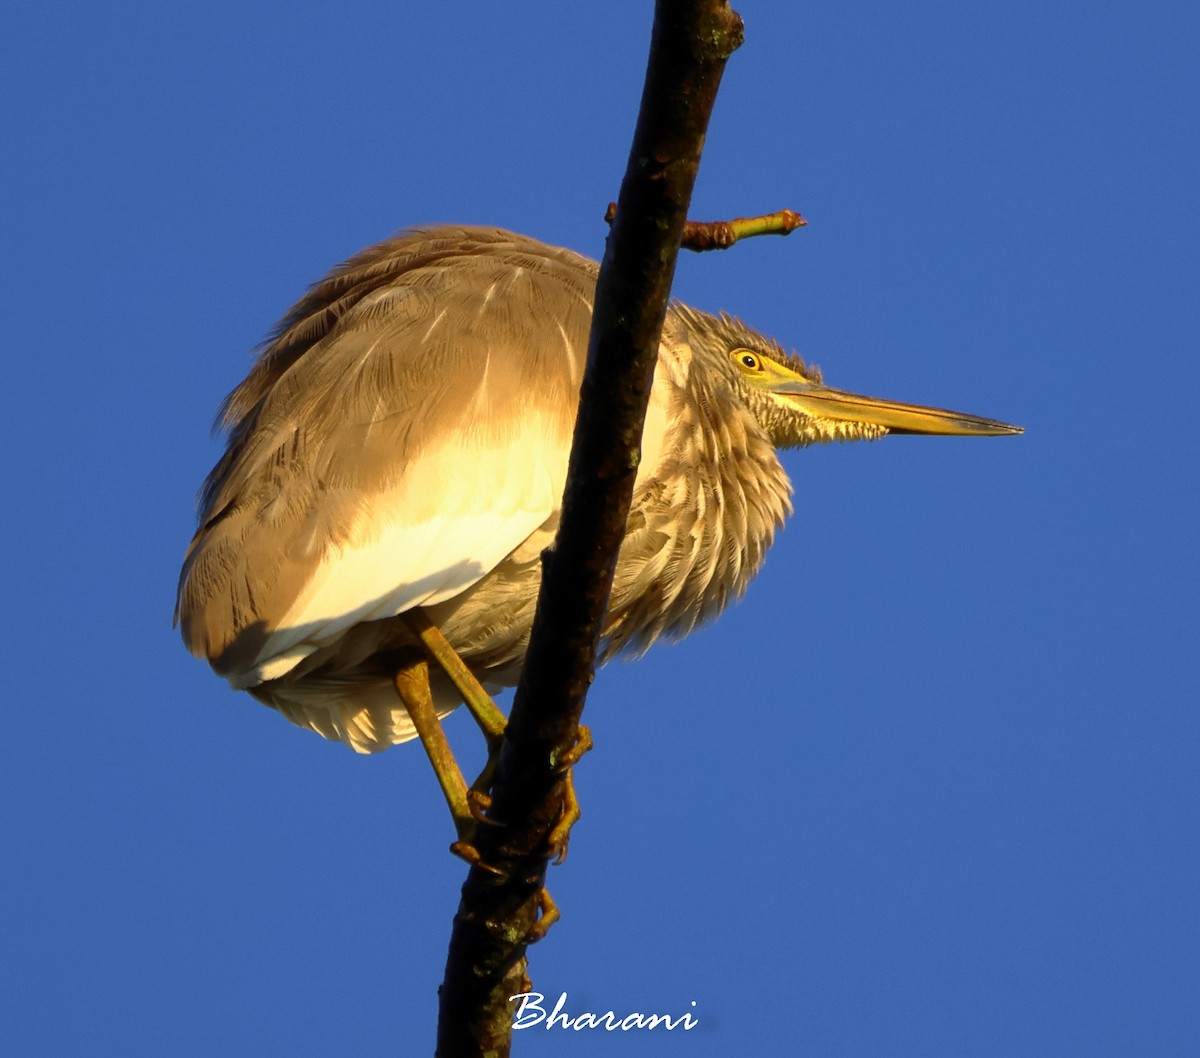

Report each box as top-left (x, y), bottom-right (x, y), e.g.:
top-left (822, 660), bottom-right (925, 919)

top-left (601, 354), bottom-right (793, 660)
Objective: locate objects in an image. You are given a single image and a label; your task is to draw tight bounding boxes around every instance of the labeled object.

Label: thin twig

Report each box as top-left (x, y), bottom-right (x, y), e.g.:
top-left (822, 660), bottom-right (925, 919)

top-left (604, 202), bottom-right (806, 251)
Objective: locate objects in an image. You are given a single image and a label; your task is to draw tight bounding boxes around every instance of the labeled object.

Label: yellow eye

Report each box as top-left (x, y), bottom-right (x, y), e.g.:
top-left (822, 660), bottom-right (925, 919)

top-left (732, 350), bottom-right (763, 371)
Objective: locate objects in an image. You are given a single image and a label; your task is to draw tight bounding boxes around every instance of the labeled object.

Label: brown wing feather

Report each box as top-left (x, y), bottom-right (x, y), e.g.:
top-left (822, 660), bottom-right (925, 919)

top-left (176, 226), bottom-right (594, 679)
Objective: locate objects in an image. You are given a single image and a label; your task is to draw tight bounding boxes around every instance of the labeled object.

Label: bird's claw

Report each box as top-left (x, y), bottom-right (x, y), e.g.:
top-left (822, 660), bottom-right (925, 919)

top-left (539, 725), bottom-right (590, 863)
top-left (449, 839), bottom-right (506, 877)
top-left (545, 768), bottom-right (582, 865)
top-left (445, 726), bottom-right (587, 873)
top-left (466, 787), bottom-right (503, 826)
top-left (524, 887), bottom-right (561, 944)
top-left (551, 724), bottom-right (593, 773)
top-left (451, 732), bottom-right (580, 943)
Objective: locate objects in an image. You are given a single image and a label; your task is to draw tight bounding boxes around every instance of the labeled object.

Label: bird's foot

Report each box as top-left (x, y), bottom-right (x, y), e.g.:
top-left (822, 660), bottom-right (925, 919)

top-left (441, 723), bottom-right (590, 942)
top-left (551, 724), bottom-right (593, 772)
top-left (544, 772), bottom-right (582, 865)
top-left (524, 887), bottom-right (561, 945)
top-left (447, 788), bottom-right (510, 875)
top-left (544, 726), bottom-right (591, 864)
top-left (466, 786), bottom-right (501, 825)
top-left (449, 815), bottom-right (563, 942)
top-left (448, 837), bottom-right (506, 877)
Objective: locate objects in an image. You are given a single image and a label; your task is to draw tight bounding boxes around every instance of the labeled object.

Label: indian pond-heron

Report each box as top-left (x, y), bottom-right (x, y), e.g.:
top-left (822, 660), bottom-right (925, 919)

top-left (176, 225), bottom-right (1021, 828)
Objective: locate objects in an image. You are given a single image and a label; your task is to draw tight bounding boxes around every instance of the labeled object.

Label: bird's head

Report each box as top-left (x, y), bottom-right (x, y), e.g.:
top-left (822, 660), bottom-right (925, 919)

top-left (678, 308), bottom-right (1022, 448)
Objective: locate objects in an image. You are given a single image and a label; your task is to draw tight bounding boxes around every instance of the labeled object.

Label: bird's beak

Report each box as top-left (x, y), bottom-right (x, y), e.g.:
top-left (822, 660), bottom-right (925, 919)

top-left (770, 378), bottom-right (1023, 436)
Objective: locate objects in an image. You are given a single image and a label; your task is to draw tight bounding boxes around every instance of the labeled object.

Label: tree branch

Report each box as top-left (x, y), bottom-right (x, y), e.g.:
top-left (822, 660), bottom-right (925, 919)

top-left (434, 2), bottom-right (744, 1054)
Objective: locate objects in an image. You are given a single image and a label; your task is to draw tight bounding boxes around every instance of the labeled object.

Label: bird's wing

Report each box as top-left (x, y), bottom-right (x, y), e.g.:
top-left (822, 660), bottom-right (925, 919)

top-left (176, 227), bottom-right (596, 686)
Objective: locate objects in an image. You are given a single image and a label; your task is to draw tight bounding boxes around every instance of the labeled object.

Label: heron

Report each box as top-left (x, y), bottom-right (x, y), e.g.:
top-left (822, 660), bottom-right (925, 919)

top-left (176, 225), bottom-right (1021, 856)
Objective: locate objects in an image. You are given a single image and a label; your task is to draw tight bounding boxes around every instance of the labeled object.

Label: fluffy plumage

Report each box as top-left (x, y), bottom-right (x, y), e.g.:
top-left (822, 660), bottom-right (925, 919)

top-left (176, 226), bottom-right (906, 752)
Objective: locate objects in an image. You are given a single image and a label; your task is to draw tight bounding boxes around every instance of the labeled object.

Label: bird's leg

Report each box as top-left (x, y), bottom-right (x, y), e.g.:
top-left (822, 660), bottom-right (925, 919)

top-left (392, 656), bottom-right (501, 874)
top-left (401, 609), bottom-right (506, 742)
top-left (400, 609), bottom-right (507, 812)
top-left (395, 615), bottom-right (593, 920)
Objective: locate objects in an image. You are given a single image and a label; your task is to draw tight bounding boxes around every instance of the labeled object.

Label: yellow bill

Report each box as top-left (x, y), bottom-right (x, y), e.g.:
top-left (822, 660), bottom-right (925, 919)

top-left (770, 379), bottom-right (1023, 436)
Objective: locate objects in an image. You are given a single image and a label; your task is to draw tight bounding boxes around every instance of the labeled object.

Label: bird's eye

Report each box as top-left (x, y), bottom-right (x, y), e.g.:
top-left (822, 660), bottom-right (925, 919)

top-left (733, 350), bottom-right (763, 371)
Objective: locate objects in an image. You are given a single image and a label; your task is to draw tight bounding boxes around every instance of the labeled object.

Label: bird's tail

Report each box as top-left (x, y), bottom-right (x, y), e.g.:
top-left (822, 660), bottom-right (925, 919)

top-left (250, 676), bottom-right (461, 754)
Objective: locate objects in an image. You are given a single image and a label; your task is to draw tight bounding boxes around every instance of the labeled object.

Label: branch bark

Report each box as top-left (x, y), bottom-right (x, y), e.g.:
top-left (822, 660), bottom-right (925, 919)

top-left (434, 2), bottom-right (744, 1054)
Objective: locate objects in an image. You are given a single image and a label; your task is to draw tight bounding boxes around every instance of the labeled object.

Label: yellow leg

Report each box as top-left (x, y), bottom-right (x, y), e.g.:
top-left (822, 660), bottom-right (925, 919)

top-left (401, 609), bottom-right (507, 743)
top-left (393, 657), bottom-right (501, 875)
top-left (401, 608), bottom-right (511, 817)
top-left (393, 620), bottom-right (593, 927)
top-left (394, 658), bottom-right (468, 823)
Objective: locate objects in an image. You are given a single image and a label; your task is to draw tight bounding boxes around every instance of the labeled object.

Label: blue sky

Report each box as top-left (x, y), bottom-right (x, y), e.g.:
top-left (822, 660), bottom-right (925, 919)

top-left (3, 2), bottom-right (1197, 1055)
